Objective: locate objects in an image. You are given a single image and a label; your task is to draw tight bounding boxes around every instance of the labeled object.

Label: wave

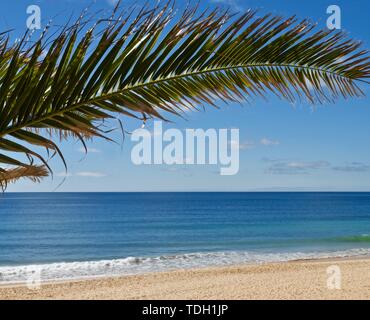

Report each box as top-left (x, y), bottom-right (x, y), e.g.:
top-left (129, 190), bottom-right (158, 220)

top-left (1, 248), bottom-right (370, 285)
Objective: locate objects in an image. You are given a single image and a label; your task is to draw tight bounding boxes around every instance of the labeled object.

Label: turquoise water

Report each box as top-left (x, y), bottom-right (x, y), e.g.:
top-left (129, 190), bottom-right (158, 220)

top-left (0, 192), bottom-right (370, 282)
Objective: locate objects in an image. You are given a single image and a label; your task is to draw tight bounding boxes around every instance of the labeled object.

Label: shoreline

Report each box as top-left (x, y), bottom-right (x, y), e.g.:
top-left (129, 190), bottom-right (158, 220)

top-left (1, 248), bottom-right (369, 286)
top-left (1, 257), bottom-right (370, 300)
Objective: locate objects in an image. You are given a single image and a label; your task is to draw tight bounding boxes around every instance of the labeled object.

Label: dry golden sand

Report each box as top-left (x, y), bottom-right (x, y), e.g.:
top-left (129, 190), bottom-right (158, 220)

top-left (1, 258), bottom-right (370, 300)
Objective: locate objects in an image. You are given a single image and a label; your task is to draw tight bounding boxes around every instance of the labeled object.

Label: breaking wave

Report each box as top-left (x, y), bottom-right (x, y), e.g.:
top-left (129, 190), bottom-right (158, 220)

top-left (1, 248), bottom-right (369, 285)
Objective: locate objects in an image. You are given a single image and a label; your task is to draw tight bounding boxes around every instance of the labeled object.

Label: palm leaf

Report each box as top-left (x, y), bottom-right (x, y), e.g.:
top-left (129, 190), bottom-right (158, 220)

top-left (0, 2), bottom-right (369, 188)
top-left (0, 165), bottom-right (48, 191)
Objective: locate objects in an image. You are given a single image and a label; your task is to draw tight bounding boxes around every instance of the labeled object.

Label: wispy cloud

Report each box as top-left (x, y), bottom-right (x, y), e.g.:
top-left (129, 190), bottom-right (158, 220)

top-left (77, 147), bottom-right (101, 153)
top-left (76, 172), bottom-right (107, 178)
top-left (229, 140), bottom-right (254, 150)
top-left (332, 162), bottom-right (370, 173)
top-left (265, 159), bottom-right (330, 175)
top-left (56, 171), bottom-right (106, 178)
top-left (229, 137), bottom-right (280, 150)
top-left (260, 138), bottom-right (280, 146)
top-left (264, 158), bottom-right (370, 175)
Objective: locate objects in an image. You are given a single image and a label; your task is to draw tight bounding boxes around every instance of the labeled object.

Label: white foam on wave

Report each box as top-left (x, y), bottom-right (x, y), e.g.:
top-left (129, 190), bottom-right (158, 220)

top-left (1, 248), bottom-right (369, 285)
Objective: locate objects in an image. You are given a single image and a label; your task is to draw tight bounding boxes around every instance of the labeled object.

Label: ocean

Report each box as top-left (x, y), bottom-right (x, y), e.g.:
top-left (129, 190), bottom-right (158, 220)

top-left (1, 192), bottom-right (370, 284)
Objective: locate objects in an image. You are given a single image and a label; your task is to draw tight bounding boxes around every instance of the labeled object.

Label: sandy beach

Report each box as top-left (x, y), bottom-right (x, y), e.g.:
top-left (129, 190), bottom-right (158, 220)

top-left (1, 257), bottom-right (369, 300)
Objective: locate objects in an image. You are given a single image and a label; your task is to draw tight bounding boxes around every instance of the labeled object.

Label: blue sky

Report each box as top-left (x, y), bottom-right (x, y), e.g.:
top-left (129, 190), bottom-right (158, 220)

top-left (2, 0), bottom-right (370, 192)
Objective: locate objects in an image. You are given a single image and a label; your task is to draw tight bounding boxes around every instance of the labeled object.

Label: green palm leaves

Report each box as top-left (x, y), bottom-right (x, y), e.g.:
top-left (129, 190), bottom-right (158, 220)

top-left (0, 3), bottom-right (369, 189)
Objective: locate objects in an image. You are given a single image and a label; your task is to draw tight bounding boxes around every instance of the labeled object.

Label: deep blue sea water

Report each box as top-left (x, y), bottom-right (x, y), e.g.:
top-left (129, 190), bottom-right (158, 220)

top-left (1, 192), bottom-right (370, 283)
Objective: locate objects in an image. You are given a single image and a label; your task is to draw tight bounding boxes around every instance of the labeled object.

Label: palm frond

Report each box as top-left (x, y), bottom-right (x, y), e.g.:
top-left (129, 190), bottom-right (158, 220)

top-left (0, 1), bottom-right (369, 188)
top-left (0, 165), bottom-right (48, 190)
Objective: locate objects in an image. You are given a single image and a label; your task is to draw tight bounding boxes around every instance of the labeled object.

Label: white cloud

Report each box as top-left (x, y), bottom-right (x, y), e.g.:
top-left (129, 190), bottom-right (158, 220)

top-left (265, 159), bottom-right (330, 175)
top-left (229, 140), bottom-right (254, 150)
top-left (76, 172), bottom-right (107, 178)
top-left (77, 147), bottom-right (101, 153)
top-left (229, 137), bottom-right (280, 150)
top-left (287, 161), bottom-right (329, 169)
top-left (260, 138), bottom-right (280, 146)
top-left (332, 162), bottom-right (370, 173)
top-left (265, 159), bottom-right (370, 175)
top-left (56, 171), bottom-right (106, 178)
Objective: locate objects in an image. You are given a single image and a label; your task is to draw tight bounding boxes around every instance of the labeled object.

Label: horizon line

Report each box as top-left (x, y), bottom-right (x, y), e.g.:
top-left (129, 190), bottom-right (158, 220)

top-left (4, 190), bottom-right (370, 193)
